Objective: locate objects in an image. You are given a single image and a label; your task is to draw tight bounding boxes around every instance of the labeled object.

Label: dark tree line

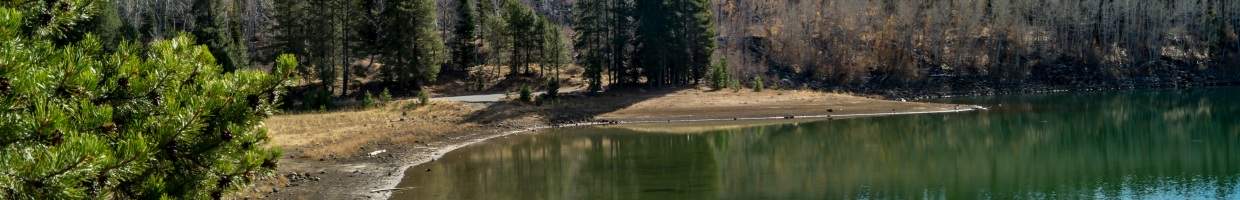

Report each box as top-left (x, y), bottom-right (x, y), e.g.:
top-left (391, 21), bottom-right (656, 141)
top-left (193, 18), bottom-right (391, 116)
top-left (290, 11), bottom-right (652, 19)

top-left (273, 0), bottom-right (444, 96)
top-left (574, 0), bottom-right (716, 91)
top-left (74, 0), bottom-right (256, 72)
top-left (269, 0), bottom-right (568, 104)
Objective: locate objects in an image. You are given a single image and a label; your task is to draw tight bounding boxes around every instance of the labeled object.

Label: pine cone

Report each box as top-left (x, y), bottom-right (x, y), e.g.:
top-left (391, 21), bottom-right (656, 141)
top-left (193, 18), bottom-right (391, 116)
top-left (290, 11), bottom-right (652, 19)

top-left (218, 176), bottom-right (231, 187)
top-left (261, 158), bottom-right (277, 169)
top-left (117, 77), bottom-right (128, 89)
top-left (0, 77), bottom-right (10, 94)
top-left (247, 94), bottom-right (260, 107)
top-left (48, 130), bottom-right (64, 145)
top-left (163, 140), bottom-right (180, 158)
top-left (221, 129), bottom-right (233, 141)
top-left (99, 123), bottom-right (118, 135)
top-left (147, 91), bottom-right (162, 106)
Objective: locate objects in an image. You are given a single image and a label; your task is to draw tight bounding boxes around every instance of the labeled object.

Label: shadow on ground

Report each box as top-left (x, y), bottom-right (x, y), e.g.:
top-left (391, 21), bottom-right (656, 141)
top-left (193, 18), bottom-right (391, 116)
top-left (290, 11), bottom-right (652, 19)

top-left (463, 87), bottom-right (684, 124)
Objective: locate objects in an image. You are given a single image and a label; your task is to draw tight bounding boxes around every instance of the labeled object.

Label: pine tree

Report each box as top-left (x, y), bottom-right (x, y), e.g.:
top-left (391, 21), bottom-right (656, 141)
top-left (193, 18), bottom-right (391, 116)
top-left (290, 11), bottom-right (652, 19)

top-left (273, 0), bottom-right (313, 83)
top-left (191, 0), bottom-right (252, 72)
top-left (541, 19), bottom-right (569, 79)
top-left (608, 0), bottom-right (637, 86)
top-left (710, 59), bottom-right (730, 90)
top-left (0, 6), bottom-right (294, 198)
top-left (573, 0), bottom-right (606, 92)
top-left (380, 0), bottom-right (448, 88)
top-left (684, 0), bottom-right (715, 84)
top-left (353, 0), bottom-right (387, 85)
top-left (504, 0), bottom-right (538, 76)
top-left (449, 0), bottom-right (480, 78)
top-left (574, 0), bottom-right (713, 89)
top-left (634, 0), bottom-right (672, 86)
top-left (85, 0), bottom-right (125, 51)
top-left (477, 0), bottom-right (509, 80)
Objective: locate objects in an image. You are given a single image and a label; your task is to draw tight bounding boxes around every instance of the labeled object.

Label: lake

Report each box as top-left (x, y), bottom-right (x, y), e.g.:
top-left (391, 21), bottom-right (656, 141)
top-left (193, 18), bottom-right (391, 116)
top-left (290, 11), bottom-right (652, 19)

top-left (392, 88), bottom-right (1240, 199)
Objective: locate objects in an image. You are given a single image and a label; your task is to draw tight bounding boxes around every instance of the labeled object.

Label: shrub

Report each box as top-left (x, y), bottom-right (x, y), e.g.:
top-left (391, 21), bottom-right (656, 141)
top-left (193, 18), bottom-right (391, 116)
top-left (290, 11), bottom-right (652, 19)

top-left (0, 8), bottom-right (293, 198)
top-left (362, 91), bottom-right (377, 108)
top-left (545, 79), bottom-right (560, 99)
top-left (518, 85), bottom-right (533, 102)
top-left (730, 78), bottom-right (741, 93)
top-left (303, 87), bottom-right (335, 110)
top-left (417, 89), bottom-right (431, 106)
top-left (752, 76), bottom-right (765, 92)
top-left (710, 60), bottom-right (730, 90)
top-left (379, 88), bottom-right (393, 104)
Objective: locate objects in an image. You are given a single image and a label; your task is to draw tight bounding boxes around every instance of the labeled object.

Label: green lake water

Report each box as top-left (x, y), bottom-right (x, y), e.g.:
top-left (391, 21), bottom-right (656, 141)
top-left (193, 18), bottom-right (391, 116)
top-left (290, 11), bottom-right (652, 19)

top-left (392, 89), bottom-right (1240, 199)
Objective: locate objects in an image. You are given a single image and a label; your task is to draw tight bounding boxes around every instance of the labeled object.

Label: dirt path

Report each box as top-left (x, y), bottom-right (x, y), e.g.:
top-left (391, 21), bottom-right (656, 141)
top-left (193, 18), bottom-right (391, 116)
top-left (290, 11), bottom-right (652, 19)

top-left (241, 89), bottom-right (981, 199)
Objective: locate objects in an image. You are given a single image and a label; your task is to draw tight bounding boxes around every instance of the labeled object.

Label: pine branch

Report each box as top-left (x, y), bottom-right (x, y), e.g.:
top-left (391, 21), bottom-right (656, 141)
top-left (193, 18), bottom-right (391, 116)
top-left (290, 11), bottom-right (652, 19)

top-left (39, 155), bottom-right (91, 181)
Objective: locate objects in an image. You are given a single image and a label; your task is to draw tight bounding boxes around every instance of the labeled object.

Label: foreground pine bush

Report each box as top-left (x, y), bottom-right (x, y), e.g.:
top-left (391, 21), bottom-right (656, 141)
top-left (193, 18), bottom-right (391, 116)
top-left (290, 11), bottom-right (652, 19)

top-left (0, 7), bottom-right (295, 199)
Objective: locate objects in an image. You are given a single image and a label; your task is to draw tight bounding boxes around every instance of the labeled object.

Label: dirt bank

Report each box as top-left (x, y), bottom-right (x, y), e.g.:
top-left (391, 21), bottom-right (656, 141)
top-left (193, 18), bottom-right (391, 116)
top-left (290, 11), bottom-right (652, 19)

top-left (241, 89), bottom-right (979, 199)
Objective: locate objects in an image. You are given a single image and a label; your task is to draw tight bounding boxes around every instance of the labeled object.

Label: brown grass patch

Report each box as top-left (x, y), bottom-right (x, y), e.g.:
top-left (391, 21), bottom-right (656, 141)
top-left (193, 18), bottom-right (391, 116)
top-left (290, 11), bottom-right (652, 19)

top-left (265, 100), bottom-right (483, 159)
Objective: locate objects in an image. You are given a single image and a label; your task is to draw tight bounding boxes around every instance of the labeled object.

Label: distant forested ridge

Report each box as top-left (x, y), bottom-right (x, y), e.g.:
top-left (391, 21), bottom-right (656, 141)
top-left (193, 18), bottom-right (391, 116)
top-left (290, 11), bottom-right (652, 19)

top-left (712, 0), bottom-right (1240, 94)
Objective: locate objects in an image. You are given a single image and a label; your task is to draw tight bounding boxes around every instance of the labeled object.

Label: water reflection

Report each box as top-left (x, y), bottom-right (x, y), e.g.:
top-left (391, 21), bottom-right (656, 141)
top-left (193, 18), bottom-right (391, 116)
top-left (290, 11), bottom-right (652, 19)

top-left (393, 89), bottom-right (1240, 199)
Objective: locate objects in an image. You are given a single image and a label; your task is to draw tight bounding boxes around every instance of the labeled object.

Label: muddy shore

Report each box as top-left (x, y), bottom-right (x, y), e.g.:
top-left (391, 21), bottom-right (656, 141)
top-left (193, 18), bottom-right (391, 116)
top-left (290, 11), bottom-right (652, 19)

top-left (242, 89), bottom-right (980, 199)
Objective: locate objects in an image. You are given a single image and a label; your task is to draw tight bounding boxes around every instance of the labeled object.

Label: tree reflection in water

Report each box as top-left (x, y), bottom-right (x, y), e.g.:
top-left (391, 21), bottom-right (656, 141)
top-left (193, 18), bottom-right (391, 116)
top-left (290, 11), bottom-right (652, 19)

top-left (393, 88), bottom-right (1240, 200)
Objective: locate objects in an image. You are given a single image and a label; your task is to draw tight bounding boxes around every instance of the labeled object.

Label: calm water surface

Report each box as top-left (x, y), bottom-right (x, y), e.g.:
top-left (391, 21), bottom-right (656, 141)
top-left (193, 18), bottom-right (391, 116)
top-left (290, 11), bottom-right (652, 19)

top-left (392, 89), bottom-right (1240, 199)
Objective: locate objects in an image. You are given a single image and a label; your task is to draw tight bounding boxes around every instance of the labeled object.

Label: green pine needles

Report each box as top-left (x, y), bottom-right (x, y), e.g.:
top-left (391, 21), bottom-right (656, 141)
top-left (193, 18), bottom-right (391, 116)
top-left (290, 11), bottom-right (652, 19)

top-left (710, 59), bottom-right (730, 90)
top-left (0, 7), bottom-right (296, 199)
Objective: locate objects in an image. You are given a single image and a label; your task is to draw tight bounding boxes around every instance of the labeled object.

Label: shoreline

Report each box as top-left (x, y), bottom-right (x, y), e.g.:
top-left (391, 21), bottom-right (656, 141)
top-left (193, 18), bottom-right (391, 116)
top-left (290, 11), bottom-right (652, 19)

top-left (368, 105), bottom-right (985, 199)
top-left (251, 89), bottom-right (982, 199)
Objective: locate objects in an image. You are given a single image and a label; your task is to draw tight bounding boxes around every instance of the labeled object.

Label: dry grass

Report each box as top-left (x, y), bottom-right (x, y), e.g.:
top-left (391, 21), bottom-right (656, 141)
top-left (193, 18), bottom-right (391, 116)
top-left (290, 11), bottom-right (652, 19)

top-left (596, 89), bottom-right (955, 121)
top-left (264, 100), bottom-right (483, 159)
top-left (263, 88), bottom-right (955, 159)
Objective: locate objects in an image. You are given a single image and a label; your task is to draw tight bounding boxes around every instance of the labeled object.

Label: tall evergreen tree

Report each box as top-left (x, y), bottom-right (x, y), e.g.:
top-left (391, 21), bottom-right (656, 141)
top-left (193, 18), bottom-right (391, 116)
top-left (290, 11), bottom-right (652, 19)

top-left (307, 0), bottom-right (341, 92)
top-left (448, 0), bottom-right (480, 78)
top-left (541, 19), bottom-right (569, 79)
top-left (478, 0), bottom-right (510, 80)
top-left (504, 0), bottom-right (538, 76)
top-left (379, 0), bottom-right (447, 87)
top-left (573, 0), bottom-right (711, 89)
top-left (573, 0), bottom-right (607, 92)
top-left (191, 0), bottom-right (251, 72)
top-left (684, 0), bottom-right (715, 84)
top-left (634, 0), bottom-right (672, 86)
top-left (272, 0), bottom-right (313, 83)
top-left (353, 0), bottom-right (388, 90)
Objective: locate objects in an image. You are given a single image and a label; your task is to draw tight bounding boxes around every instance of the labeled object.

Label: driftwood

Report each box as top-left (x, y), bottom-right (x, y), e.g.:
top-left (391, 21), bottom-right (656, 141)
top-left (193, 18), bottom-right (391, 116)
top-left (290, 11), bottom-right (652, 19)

top-left (370, 187), bottom-right (417, 193)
